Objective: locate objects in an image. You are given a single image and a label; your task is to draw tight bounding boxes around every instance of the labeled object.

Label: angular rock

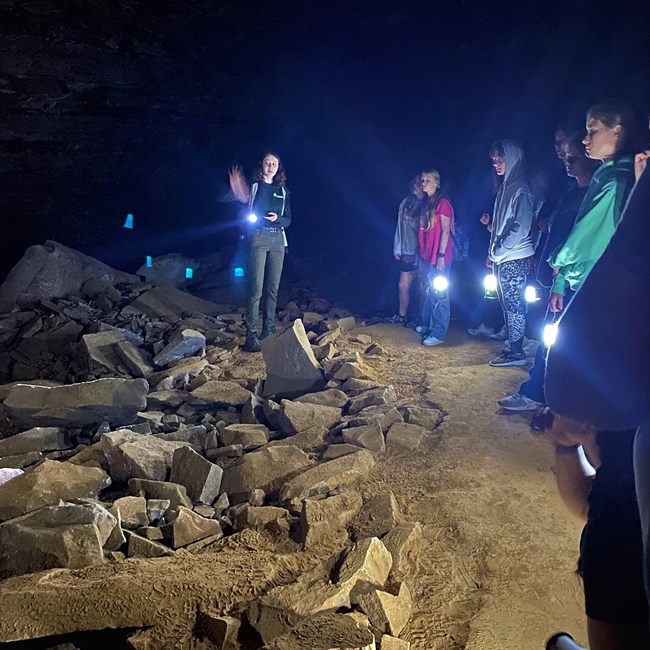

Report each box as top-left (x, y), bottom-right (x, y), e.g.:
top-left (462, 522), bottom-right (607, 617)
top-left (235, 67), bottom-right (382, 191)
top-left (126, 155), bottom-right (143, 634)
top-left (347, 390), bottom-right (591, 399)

top-left (110, 496), bottom-right (149, 530)
top-left (0, 452), bottom-right (42, 470)
top-left (278, 400), bottom-right (340, 436)
top-left (3, 378), bottom-right (148, 428)
top-left (161, 505), bottom-right (221, 548)
top-left (295, 389), bottom-right (349, 409)
top-left (147, 357), bottom-right (208, 390)
top-left (126, 531), bottom-right (174, 558)
top-left (188, 380), bottom-right (253, 409)
top-left (241, 393), bottom-right (268, 425)
top-left (146, 389), bottom-right (189, 410)
top-left (341, 378), bottom-right (380, 394)
top-left (153, 328), bottom-right (206, 367)
top-left (0, 460), bottom-right (111, 522)
top-left (124, 285), bottom-right (223, 319)
top-left (351, 492), bottom-right (401, 541)
top-left (310, 342), bottom-right (336, 362)
top-left (221, 445), bottom-right (314, 502)
top-left (128, 479), bottom-right (192, 511)
top-left (299, 491), bottom-right (363, 549)
top-left (82, 330), bottom-right (125, 375)
top-left (221, 423), bottom-right (269, 448)
top-left (337, 537), bottom-right (392, 596)
top-left (262, 319), bottom-right (324, 398)
top-left (342, 422), bottom-right (386, 453)
top-left (385, 423), bottom-right (426, 453)
top-left (262, 400), bottom-right (282, 430)
top-left (169, 446), bottom-right (222, 504)
top-left (0, 427), bottom-right (69, 457)
top-left (146, 498), bottom-right (171, 524)
top-left (0, 240), bottom-right (139, 313)
top-left (381, 523), bottom-right (424, 577)
top-left (279, 450), bottom-right (375, 502)
top-left (357, 583), bottom-right (412, 636)
top-left (337, 316), bottom-right (356, 331)
top-left (197, 612), bottom-right (240, 650)
top-left (115, 341), bottom-right (155, 379)
top-left (347, 387), bottom-right (397, 416)
top-left (402, 405), bottom-right (443, 431)
top-left (321, 444), bottom-right (363, 461)
top-left (235, 505), bottom-right (291, 534)
top-left (364, 343), bottom-right (386, 356)
top-left (0, 468), bottom-right (23, 487)
top-left (332, 361), bottom-right (370, 381)
top-left (347, 406), bottom-right (403, 434)
top-left (380, 636), bottom-right (410, 650)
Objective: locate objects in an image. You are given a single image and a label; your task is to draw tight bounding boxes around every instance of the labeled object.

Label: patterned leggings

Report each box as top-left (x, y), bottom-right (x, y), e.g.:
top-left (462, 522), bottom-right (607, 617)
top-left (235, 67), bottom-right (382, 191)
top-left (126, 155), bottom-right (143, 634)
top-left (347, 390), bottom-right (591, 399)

top-left (496, 257), bottom-right (531, 353)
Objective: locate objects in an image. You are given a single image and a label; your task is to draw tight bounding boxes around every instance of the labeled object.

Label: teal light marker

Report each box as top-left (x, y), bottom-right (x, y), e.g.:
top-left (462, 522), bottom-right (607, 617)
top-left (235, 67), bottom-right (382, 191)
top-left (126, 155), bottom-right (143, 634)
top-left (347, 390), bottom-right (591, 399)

top-left (145, 255), bottom-right (153, 268)
top-left (123, 213), bottom-right (134, 229)
top-left (234, 267), bottom-right (245, 278)
top-left (185, 267), bottom-right (193, 279)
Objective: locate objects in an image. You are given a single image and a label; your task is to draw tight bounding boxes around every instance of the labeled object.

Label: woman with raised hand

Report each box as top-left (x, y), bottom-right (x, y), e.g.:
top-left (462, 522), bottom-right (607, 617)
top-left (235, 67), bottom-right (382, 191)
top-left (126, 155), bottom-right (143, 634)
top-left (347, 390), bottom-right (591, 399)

top-left (229, 152), bottom-right (292, 352)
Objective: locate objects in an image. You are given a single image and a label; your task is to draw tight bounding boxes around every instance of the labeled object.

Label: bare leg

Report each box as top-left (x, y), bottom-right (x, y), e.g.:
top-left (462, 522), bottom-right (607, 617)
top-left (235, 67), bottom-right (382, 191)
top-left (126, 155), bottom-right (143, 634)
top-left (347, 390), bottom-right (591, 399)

top-left (397, 270), bottom-right (415, 317)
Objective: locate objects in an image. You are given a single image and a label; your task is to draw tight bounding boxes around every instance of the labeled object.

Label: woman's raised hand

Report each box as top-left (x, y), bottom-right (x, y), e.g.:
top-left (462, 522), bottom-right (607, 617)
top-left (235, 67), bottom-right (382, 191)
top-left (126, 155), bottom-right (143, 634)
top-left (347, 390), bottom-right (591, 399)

top-left (228, 165), bottom-right (250, 203)
top-left (479, 213), bottom-right (491, 225)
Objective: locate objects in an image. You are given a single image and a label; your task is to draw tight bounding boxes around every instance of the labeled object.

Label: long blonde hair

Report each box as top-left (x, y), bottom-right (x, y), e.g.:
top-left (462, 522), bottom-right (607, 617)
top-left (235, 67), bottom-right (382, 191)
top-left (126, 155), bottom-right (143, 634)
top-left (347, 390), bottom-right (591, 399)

top-left (422, 169), bottom-right (443, 231)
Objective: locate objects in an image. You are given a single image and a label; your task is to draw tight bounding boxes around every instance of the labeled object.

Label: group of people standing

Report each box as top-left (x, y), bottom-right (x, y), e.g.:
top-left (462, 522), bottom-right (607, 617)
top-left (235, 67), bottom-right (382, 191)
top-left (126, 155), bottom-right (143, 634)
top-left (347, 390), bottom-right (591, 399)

top-left (388, 169), bottom-right (455, 346)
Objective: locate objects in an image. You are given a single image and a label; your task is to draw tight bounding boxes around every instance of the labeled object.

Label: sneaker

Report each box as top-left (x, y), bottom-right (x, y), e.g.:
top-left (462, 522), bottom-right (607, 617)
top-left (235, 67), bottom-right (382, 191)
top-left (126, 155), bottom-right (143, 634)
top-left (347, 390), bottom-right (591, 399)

top-left (415, 325), bottom-right (429, 334)
top-left (385, 314), bottom-right (407, 326)
top-left (243, 330), bottom-right (261, 352)
top-left (489, 350), bottom-right (527, 367)
top-left (467, 322), bottom-right (495, 337)
top-left (422, 335), bottom-right (444, 346)
top-left (261, 322), bottom-right (277, 340)
top-left (498, 392), bottom-right (545, 411)
top-left (489, 326), bottom-right (508, 341)
top-left (523, 338), bottom-right (540, 357)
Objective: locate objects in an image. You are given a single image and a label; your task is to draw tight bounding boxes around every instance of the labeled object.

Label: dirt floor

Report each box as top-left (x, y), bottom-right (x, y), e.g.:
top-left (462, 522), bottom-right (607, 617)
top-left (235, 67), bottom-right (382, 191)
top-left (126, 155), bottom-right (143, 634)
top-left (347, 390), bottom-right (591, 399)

top-left (0, 322), bottom-right (587, 649)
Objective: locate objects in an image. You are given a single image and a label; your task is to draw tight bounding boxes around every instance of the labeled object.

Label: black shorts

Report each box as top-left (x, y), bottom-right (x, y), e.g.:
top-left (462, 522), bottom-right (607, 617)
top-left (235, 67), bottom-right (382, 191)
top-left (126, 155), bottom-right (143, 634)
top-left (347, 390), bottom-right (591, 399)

top-left (396, 259), bottom-right (418, 274)
top-left (578, 431), bottom-right (649, 627)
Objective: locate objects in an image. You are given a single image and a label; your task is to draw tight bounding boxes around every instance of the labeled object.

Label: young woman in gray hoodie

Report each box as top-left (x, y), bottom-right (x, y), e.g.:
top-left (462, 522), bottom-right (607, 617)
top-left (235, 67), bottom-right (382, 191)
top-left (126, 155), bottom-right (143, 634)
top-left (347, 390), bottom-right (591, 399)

top-left (487, 140), bottom-right (536, 367)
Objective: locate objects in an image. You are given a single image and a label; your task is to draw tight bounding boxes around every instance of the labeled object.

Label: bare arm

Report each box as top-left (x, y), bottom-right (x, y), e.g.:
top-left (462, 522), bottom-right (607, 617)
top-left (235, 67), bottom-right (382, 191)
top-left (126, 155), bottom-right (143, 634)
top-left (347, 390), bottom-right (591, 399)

top-left (436, 216), bottom-right (451, 270)
top-left (228, 165), bottom-right (250, 204)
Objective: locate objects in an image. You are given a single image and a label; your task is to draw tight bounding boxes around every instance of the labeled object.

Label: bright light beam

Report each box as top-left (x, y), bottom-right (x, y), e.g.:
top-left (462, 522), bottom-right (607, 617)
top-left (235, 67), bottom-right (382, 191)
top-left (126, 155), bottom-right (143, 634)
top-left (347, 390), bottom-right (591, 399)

top-left (543, 322), bottom-right (559, 347)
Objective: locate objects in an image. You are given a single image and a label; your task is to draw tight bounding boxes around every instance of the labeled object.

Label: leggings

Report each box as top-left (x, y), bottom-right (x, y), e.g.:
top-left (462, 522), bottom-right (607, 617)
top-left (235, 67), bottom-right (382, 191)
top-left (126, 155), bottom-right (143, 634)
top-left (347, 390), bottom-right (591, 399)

top-left (495, 256), bottom-right (531, 353)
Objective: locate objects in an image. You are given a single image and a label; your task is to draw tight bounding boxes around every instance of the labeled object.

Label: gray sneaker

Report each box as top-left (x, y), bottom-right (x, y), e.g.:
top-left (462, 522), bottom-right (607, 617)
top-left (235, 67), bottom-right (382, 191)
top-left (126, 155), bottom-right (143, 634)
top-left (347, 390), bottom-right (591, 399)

top-left (498, 393), bottom-right (544, 411)
top-left (467, 323), bottom-right (495, 337)
top-left (489, 326), bottom-right (508, 341)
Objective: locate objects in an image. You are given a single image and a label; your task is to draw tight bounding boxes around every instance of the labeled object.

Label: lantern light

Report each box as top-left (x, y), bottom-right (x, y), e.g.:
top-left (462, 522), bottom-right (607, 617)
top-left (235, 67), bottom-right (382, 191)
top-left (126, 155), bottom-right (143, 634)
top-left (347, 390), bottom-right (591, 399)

top-left (543, 322), bottom-right (559, 347)
top-left (247, 213), bottom-right (258, 223)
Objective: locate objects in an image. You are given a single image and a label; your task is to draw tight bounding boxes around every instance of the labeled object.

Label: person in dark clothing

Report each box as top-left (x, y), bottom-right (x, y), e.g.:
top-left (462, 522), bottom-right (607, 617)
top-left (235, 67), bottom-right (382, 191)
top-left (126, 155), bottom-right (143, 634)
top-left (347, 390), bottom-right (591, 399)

top-left (499, 134), bottom-right (598, 411)
top-left (229, 152), bottom-right (292, 352)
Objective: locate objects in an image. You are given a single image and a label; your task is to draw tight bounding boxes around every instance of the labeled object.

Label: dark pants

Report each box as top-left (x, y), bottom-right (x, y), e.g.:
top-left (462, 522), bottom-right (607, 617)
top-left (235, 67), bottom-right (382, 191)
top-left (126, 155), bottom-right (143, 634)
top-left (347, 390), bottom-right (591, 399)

top-left (246, 229), bottom-right (285, 333)
top-left (495, 257), bottom-right (531, 353)
top-left (520, 287), bottom-right (574, 403)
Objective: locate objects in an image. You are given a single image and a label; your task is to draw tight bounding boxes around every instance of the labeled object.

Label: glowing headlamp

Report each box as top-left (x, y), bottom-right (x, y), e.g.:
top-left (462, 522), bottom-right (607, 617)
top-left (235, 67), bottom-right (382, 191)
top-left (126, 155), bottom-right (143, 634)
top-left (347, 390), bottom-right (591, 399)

top-left (525, 285), bottom-right (542, 303)
top-left (431, 275), bottom-right (449, 294)
top-left (483, 273), bottom-right (498, 299)
top-left (543, 322), bottom-right (559, 347)
top-left (247, 213), bottom-right (259, 224)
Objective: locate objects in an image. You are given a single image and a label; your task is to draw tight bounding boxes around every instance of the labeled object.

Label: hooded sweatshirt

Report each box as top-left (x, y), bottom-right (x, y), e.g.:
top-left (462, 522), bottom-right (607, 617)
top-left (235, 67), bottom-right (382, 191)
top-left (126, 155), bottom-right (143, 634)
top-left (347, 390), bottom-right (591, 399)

top-left (489, 140), bottom-right (536, 264)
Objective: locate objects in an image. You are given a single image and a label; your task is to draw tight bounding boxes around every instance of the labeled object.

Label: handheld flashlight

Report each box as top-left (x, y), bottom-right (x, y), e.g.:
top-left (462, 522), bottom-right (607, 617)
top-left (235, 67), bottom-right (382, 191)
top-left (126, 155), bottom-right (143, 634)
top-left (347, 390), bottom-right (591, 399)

top-left (525, 285), bottom-right (541, 303)
top-left (247, 213), bottom-right (258, 223)
top-left (543, 322), bottom-right (559, 347)
top-left (483, 273), bottom-right (498, 299)
top-left (431, 275), bottom-right (449, 294)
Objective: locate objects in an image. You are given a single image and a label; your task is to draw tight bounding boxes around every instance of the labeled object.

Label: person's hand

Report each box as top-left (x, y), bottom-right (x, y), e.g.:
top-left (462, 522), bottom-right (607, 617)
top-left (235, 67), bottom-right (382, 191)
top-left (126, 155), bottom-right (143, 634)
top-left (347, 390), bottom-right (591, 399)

top-left (486, 222), bottom-right (493, 232)
top-left (538, 217), bottom-right (550, 233)
top-left (635, 150), bottom-right (650, 181)
top-left (436, 258), bottom-right (445, 271)
top-left (552, 267), bottom-right (559, 277)
top-left (228, 165), bottom-right (250, 204)
top-left (485, 257), bottom-right (493, 268)
top-left (394, 254), bottom-right (401, 261)
top-left (480, 213), bottom-right (490, 225)
top-left (549, 292), bottom-right (564, 313)
top-left (264, 212), bottom-right (278, 222)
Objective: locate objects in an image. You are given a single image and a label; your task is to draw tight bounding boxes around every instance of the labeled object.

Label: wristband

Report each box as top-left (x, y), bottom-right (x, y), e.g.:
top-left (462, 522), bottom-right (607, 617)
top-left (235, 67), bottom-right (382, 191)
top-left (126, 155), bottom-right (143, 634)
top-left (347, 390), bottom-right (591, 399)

top-left (437, 252), bottom-right (446, 258)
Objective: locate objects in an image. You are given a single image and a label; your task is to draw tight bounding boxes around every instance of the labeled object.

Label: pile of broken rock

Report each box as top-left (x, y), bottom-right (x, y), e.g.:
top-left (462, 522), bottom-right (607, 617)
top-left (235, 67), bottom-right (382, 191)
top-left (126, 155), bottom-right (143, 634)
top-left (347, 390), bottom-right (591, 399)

top-left (0, 242), bottom-right (443, 650)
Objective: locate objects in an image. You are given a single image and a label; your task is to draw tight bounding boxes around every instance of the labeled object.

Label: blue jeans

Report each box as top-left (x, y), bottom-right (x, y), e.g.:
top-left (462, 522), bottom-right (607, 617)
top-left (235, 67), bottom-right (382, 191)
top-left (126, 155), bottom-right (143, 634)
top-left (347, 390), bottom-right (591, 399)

top-left (422, 265), bottom-right (450, 341)
top-left (246, 229), bottom-right (285, 333)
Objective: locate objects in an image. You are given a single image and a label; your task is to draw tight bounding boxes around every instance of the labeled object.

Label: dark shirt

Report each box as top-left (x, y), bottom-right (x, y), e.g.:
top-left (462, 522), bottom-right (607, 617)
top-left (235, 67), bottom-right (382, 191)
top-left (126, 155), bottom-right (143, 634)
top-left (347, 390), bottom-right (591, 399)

top-left (251, 182), bottom-right (292, 229)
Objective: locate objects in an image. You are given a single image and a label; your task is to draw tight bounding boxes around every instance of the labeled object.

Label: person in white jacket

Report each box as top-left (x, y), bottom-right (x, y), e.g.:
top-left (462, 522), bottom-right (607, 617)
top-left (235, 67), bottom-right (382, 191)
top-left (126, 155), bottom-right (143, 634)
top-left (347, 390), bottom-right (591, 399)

top-left (486, 140), bottom-right (536, 367)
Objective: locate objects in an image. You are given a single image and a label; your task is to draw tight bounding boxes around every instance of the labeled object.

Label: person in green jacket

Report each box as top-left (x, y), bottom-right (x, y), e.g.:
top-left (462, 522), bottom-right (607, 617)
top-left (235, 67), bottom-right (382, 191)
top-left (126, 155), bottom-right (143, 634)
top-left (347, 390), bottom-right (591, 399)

top-left (548, 100), bottom-right (639, 313)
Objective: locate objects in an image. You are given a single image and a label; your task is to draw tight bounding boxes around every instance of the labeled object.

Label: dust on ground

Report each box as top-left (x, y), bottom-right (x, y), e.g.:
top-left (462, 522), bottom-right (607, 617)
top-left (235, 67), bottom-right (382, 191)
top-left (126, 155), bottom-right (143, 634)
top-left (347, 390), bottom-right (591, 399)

top-left (0, 324), bottom-right (586, 649)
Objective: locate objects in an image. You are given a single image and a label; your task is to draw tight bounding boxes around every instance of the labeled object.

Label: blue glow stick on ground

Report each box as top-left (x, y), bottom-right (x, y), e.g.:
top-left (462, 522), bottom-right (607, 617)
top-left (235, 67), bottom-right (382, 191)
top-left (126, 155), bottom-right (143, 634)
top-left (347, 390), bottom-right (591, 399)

top-left (145, 256), bottom-right (153, 268)
top-left (123, 213), bottom-right (134, 229)
top-left (234, 267), bottom-right (245, 278)
top-left (185, 267), bottom-right (193, 279)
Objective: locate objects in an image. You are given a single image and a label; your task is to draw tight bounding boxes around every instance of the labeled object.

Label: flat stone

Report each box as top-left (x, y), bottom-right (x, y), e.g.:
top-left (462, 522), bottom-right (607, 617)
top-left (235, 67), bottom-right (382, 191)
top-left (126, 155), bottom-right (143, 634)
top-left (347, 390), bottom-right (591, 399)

top-left (110, 496), bottom-right (149, 530)
top-left (351, 492), bottom-right (401, 541)
top-left (221, 445), bottom-right (314, 502)
top-left (153, 328), bottom-right (206, 367)
top-left (0, 427), bottom-right (69, 456)
top-left (128, 479), bottom-right (192, 511)
top-left (124, 285), bottom-right (223, 319)
top-left (0, 451), bottom-right (43, 470)
top-left (82, 330), bottom-right (125, 375)
top-left (401, 405), bottom-right (443, 431)
top-left (353, 334), bottom-right (372, 345)
top-left (235, 505), bottom-right (291, 534)
top-left (147, 358), bottom-right (208, 390)
top-left (125, 531), bottom-right (174, 558)
top-left (278, 400), bottom-right (341, 435)
top-left (197, 612), bottom-right (240, 650)
top-left (347, 387), bottom-right (397, 415)
top-left (381, 523), bottom-right (424, 577)
top-left (0, 460), bottom-right (111, 522)
top-left (221, 423), bottom-right (269, 447)
top-left (346, 406), bottom-right (404, 434)
top-left (341, 378), bottom-right (380, 394)
top-left (337, 537), bottom-right (392, 596)
top-left (188, 380), bottom-right (253, 409)
top-left (321, 444), bottom-right (362, 461)
top-left (262, 319), bottom-right (324, 398)
top-left (310, 342), bottom-right (336, 362)
top-left (357, 583), bottom-right (412, 636)
top-left (332, 362), bottom-right (370, 381)
top-left (161, 505), bottom-right (221, 548)
top-left (385, 423), bottom-right (426, 453)
top-left (169, 446), bottom-right (222, 504)
top-left (337, 316), bottom-right (356, 331)
top-left (295, 389), bottom-right (349, 409)
top-left (135, 526), bottom-right (165, 541)
top-left (299, 491), bottom-right (363, 549)
top-left (115, 341), bottom-right (155, 378)
top-left (364, 343), bottom-right (386, 356)
top-left (279, 450), bottom-right (375, 503)
top-left (3, 378), bottom-right (148, 429)
top-left (380, 636), bottom-right (410, 650)
top-left (146, 389), bottom-right (190, 410)
top-left (262, 400), bottom-right (282, 429)
top-left (342, 422), bottom-right (385, 453)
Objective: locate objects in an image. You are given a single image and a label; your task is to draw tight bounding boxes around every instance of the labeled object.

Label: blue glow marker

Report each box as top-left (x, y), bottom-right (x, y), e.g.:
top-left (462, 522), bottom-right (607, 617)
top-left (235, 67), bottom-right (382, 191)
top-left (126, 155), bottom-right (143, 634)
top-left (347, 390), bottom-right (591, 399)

top-left (145, 256), bottom-right (153, 268)
top-left (234, 267), bottom-right (245, 278)
top-left (123, 213), bottom-right (134, 229)
top-left (185, 267), bottom-right (193, 279)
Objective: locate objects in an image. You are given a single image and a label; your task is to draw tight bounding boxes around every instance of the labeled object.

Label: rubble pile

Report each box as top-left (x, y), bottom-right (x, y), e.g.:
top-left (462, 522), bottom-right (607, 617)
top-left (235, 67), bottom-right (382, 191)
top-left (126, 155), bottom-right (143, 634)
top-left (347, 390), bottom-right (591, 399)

top-left (0, 243), bottom-right (443, 649)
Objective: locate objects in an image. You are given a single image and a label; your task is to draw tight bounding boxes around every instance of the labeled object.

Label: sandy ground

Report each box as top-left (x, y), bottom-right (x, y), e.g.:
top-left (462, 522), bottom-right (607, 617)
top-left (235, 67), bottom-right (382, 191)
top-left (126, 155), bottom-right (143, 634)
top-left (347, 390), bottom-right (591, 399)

top-left (0, 323), bottom-right (587, 649)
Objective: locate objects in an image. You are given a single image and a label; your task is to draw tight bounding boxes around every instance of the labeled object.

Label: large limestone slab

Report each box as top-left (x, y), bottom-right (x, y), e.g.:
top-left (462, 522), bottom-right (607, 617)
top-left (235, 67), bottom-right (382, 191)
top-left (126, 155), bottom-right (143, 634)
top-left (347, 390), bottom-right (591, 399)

top-left (279, 450), bottom-right (375, 502)
top-left (278, 400), bottom-right (341, 435)
top-left (161, 505), bottom-right (221, 548)
top-left (342, 422), bottom-right (385, 453)
top-left (124, 286), bottom-right (223, 319)
top-left (169, 446), bottom-right (222, 504)
top-left (128, 478), bottom-right (192, 511)
top-left (0, 240), bottom-right (139, 312)
top-left (0, 460), bottom-right (111, 522)
top-left (385, 423), bottom-right (426, 453)
top-left (82, 330), bottom-right (125, 375)
top-left (347, 386), bottom-right (397, 416)
top-left (221, 423), bottom-right (269, 447)
top-left (295, 389), bottom-right (349, 409)
top-left (3, 378), bottom-right (148, 428)
top-left (337, 537), bottom-right (392, 595)
top-left (350, 492), bottom-right (401, 541)
top-left (221, 446), bottom-right (314, 501)
top-left (0, 427), bottom-right (69, 457)
top-left (299, 491), bottom-right (363, 549)
top-left (262, 320), bottom-right (324, 398)
top-left (381, 523), bottom-right (424, 577)
top-left (188, 380), bottom-right (253, 409)
top-left (357, 583), bottom-right (412, 636)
